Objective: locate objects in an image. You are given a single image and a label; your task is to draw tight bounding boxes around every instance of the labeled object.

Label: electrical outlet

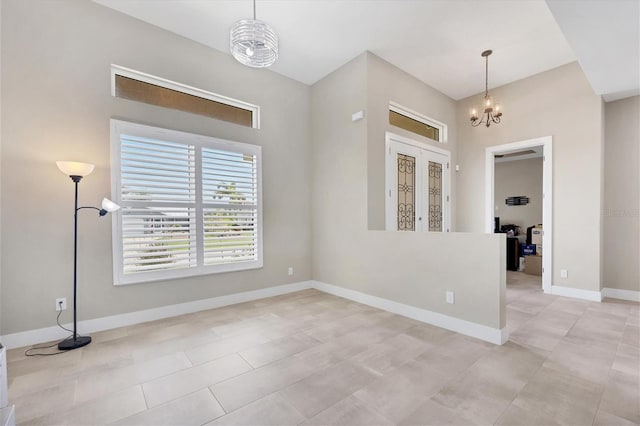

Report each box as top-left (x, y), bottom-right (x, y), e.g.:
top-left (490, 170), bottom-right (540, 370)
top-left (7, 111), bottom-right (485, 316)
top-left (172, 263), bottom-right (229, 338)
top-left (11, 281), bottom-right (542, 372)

top-left (288, 267), bottom-right (294, 276)
top-left (56, 298), bottom-right (67, 311)
top-left (446, 291), bottom-right (455, 304)
top-left (560, 269), bottom-right (568, 279)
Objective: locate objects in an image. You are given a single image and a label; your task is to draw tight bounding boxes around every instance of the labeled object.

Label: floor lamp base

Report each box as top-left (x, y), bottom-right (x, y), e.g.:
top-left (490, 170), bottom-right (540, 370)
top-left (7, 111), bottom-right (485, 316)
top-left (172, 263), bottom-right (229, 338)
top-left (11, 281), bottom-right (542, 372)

top-left (58, 335), bottom-right (92, 350)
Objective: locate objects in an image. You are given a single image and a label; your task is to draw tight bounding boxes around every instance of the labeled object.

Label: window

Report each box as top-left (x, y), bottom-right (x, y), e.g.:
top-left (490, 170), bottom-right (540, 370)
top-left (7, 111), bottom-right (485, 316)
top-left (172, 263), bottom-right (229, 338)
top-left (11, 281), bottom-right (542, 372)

top-left (389, 102), bottom-right (447, 143)
top-left (110, 120), bottom-right (262, 285)
top-left (111, 65), bottom-right (260, 128)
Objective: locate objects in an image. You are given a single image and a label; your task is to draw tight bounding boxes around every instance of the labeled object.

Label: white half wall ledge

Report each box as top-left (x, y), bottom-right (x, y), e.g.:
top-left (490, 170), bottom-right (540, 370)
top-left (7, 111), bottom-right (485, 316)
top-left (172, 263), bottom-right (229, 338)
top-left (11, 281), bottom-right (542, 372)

top-left (551, 285), bottom-right (603, 302)
top-left (602, 287), bottom-right (640, 303)
top-left (0, 279), bottom-right (510, 350)
top-left (312, 281), bottom-right (508, 345)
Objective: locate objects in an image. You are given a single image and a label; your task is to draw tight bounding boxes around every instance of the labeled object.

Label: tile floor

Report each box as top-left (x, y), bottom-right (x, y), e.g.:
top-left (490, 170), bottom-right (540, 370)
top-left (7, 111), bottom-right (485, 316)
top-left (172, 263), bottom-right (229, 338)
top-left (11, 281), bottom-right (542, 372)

top-left (7, 272), bottom-right (640, 425)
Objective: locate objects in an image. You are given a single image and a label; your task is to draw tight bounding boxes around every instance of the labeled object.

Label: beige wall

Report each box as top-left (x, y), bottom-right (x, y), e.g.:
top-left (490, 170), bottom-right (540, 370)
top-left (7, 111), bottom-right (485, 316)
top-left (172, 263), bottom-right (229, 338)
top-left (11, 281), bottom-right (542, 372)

top-left (457, 62), bottom-right (604, 292)
top-left (603, 96), bottom-right (639, 292)
top-left (366, 53), bottom-right (458, 231)
top-left (0, 0), bottom-right (311, 335)
top-left (311, 53), bottom-right (506, 330)
top-left (494, 158), bottom-right (543, 231)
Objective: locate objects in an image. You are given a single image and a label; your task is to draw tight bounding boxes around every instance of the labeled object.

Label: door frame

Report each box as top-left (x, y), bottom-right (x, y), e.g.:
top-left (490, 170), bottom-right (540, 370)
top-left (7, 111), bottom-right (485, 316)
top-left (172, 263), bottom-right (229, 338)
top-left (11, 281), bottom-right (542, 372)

top-left (385, 131), bottom-right (451, 232)
top-left (485, 136), bottom-right (553, 293)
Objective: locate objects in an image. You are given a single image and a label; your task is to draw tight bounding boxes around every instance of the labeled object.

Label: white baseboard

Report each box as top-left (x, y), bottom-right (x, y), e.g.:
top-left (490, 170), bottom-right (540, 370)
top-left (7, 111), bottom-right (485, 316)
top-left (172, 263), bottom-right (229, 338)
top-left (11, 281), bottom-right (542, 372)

top-left (311, 281), bottom-right (507, 345)
top-left (551, 285), bottom-right (602, 302)
top-left (0, 281), bottom-right (312, 349)
top-left (1, 279), bottom-right (510, 349)
top-left (602, 287), bottom-right (640, 302)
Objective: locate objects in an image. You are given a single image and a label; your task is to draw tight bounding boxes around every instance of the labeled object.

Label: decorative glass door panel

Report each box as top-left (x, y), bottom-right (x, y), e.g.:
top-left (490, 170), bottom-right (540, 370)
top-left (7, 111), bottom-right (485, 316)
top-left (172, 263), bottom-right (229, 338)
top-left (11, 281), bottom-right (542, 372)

top-left (397, 154), bottom-right (416, 231)
top-left (428, 161), bottom-right (443, 232)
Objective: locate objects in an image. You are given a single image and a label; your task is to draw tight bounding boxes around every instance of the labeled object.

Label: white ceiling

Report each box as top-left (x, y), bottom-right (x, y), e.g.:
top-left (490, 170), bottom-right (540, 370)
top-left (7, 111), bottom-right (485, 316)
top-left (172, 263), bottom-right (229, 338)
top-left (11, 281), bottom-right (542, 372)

top-left (93, 0), bottom-right (637, 101)
top-left (546, 0), bottom-right (640, 102)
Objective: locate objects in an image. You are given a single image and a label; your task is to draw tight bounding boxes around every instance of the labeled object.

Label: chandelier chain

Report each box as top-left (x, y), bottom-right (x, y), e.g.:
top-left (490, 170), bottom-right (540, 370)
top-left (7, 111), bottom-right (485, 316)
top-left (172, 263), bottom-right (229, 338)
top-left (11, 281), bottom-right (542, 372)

top-left (485, 54), bottom-right (489, 97)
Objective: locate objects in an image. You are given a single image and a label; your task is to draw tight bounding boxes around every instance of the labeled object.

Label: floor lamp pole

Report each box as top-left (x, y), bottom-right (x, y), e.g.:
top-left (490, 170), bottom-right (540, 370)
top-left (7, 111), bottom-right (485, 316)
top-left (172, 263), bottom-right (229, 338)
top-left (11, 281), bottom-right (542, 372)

top-left (58, 175), bottom-right (92, 351)
top-left (73, 177), bottom-right (79, 341)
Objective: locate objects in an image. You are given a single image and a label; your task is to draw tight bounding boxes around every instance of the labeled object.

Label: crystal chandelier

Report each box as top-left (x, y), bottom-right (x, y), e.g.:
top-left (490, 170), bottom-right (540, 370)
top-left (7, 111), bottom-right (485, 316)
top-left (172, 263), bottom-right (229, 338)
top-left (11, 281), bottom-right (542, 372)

top-left (230, 0), bottom-right (278, 68)
top-left (470, 50), bottom-right (502, 128)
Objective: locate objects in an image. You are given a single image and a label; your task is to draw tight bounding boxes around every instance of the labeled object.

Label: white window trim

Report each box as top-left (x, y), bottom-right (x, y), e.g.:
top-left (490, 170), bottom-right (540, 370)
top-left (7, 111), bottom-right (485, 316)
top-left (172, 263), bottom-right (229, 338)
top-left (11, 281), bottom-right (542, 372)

top-left (389, 101), bottom-right (448, 143)
top-left (110, 65), bottom-right (261, 129)
top-left (385, 131), bottom-right (451, 232)
top-left (110, 119), bottom-right (263, 286)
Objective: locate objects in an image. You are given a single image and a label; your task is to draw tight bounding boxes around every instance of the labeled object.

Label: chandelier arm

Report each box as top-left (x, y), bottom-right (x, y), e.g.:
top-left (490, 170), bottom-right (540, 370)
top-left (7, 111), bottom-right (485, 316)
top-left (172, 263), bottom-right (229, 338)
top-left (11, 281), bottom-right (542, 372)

top-left (253, 0), bottom-right (256, 20)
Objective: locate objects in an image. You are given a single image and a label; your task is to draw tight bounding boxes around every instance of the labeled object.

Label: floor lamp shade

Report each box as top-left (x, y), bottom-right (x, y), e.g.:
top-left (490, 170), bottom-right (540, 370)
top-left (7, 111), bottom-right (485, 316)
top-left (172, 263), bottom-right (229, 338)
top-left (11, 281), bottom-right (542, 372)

top-left (56, 161), bottom-right (95, 177)
top-left (101, 198), bottom-right (120, 213)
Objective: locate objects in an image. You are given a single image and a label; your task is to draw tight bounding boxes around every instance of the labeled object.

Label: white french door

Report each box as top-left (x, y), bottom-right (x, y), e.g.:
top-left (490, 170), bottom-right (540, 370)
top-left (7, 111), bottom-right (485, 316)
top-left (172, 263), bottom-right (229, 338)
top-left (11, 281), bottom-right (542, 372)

top-left (385, 132), bottom-right (451, 232)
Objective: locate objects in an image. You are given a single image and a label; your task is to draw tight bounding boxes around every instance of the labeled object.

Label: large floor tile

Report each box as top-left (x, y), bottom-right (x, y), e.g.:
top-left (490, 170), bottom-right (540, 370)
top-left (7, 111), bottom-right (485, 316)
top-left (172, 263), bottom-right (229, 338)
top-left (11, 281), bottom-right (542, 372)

top-left (507, 366), bottom-right (602, 426)
top-left (496, 402), bottom-right (561, 426)
top-left (598, 369), bottom-right (640, 424)
top-left (398, 399), bottom-right (481, 426)
top-left (302, 395), bottom-right (393, 426)
top-left (415, 334), bottom-right (492, 377)
top-left (431, 376), bottom-right (518, 424)
top-left (10, 381), bottom-right (76, 423)
top-left (26, 385), bottom-right (146, 426)
top-left (621, 325), bottom-right (640, 347)
top-left (207, 393), bottom-right (304, 426)
top-left (210, 344), bottom-right (342, 412)
top-left (349, 333), bottom-right (429, 377)
top-left (73, 351), bottom-right (192, 404)
top-left (142, 353), bottom-right (252, 407)
top-left (612, 343), bottom-right (640, 377)
top-left (353, 358), bottom-right (451, 423)
top-left (185, 330), bottom-right (277, 365)
top-left (238, 333), bottom-right (320, 368)
top-left (114, 388), bottom-right (225, 425)
top-left (543, 336), bottom-right (617, 384)
top-left (509, 319), bottom-right (568, 351)
top-left (279, 360), bottom-right (376, 418)
top-left (593, 409), bottom-right (639, 426)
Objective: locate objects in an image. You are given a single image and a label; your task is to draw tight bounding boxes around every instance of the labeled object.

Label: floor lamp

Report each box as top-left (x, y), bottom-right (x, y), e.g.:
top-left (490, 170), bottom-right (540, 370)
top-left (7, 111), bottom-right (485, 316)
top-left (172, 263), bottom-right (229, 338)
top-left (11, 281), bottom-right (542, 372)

top-left (56, 161), bottom-right (120, 351)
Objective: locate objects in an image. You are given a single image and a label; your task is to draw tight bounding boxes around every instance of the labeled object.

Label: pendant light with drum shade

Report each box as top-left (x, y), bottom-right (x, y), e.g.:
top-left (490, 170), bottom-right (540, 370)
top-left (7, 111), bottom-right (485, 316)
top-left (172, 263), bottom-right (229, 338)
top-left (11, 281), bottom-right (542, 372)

top-left (230, 0), bottom-right (278, 68)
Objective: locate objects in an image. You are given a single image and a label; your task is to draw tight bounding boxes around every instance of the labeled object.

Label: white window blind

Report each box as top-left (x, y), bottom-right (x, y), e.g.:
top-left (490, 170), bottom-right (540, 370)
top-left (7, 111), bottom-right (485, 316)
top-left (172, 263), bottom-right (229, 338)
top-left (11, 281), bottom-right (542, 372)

top-left (111, 120), bottom-right (262, 285)
top-left (202, 148), bottom-right (258, 266)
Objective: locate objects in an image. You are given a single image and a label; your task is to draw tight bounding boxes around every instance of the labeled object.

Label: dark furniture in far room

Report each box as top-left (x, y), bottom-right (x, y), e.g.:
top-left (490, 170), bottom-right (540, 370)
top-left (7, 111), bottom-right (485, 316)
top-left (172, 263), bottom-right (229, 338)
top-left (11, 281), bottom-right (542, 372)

top-left (506, 237), bottom-right (520, 271)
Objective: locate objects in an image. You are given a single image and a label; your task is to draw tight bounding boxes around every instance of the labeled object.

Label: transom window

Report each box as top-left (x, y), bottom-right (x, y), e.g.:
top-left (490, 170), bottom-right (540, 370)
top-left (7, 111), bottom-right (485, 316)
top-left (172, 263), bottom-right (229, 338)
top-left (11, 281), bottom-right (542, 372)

top-left (110, 120), bottom-right (262, 285)
top-left (389, 102), bottom-right (447, 143)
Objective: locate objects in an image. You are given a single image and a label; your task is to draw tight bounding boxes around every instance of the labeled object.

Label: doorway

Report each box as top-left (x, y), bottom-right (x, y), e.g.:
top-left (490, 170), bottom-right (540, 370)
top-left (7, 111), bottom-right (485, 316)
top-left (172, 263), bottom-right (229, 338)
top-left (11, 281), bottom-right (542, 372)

top-left (385, 132), bottom-right (451, 232)
top-left (485, 136), bottom-right (553, 293)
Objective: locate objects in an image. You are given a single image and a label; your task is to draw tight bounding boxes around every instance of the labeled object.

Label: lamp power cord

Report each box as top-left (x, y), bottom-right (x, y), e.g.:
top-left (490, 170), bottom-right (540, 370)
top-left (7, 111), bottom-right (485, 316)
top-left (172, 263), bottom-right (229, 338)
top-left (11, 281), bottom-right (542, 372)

top-left (24, 301), bottom-right (73, 357)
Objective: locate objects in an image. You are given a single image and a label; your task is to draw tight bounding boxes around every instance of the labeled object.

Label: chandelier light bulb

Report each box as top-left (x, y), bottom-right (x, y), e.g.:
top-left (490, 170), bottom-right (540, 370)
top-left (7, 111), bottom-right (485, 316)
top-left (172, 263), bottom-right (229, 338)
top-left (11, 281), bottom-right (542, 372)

top-left (246, 45), bottom-right (254, 57)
